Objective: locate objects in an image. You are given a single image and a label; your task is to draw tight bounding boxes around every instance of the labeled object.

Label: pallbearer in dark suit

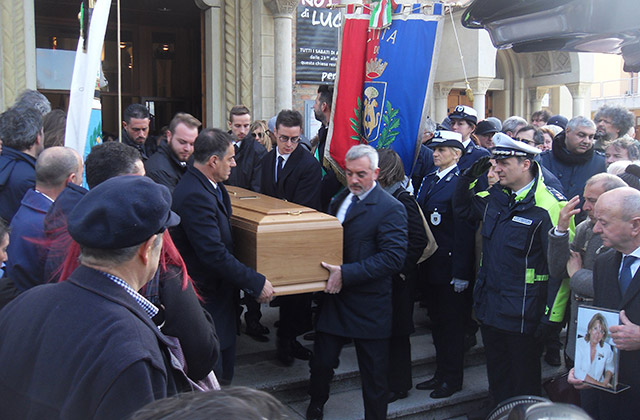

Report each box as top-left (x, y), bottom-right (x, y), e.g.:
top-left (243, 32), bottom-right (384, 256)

top-left (306, 145), bottom-right (408, 420)
top-left (415, 131), bottom-right (476, 398)
top-left (568, 187), bottom-right (640, 420)
top-left (377, 149), bottom-right (429, 403)
top-left (258, 110), bottom-right (322, 366)
top-left (171, 129), bottom-right (274, 384)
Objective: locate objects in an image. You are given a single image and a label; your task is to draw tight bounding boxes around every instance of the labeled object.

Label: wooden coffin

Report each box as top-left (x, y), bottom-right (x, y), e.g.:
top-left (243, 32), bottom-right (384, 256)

top-left (227, 186), bottom-right (343, 296)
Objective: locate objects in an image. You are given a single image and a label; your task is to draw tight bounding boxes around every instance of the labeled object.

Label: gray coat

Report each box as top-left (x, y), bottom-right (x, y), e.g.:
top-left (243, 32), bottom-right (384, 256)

top-left (547, 218), bottom-right (607, 359)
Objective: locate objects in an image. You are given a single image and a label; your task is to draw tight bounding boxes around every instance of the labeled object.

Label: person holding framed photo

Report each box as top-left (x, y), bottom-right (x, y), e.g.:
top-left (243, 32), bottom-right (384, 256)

top-left (574, 313), bottom-right (615, 388)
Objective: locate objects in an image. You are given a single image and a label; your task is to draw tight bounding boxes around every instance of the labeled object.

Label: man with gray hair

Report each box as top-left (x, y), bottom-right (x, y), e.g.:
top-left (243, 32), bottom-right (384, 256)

top-left (548, 173), bottom-right (628, 365)
top-left (567, 187), bottom-right (640, 419)
top-left (12, 89), bottom-right (51, 116)
top-left (501, 115), bottom-right (528, 137)
top-left (307, 144), bottom-right (407, 420)
top-left (6, 147), bottom-right (83, 293)
top-left (539, 116), bottom-right (606, 224)
top-left (0, 107), bottom-right (45, 222)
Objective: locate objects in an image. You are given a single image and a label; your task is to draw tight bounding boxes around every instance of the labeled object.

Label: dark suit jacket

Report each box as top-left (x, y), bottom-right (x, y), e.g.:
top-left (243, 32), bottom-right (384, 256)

top-left (6, 189), bottom-right (52, 292)
top-left (43, 183), bottom-right (88, 283)
top-left (0, 146), bottom-right (36, 223)
top-left (316, 184), bottom-right (408, 339)
top-left (258, 146), bottom-right (322, 211)
top-left (225, 134), bottom-right (267, 192)
top-left (144, 141), bottom-right (188, 193)
top-left (391, 187), bottom-right (428, 336)
top-left (592, 249), bottom-right (640, 418)
top-left (171, 166), bottom-right (265, 347)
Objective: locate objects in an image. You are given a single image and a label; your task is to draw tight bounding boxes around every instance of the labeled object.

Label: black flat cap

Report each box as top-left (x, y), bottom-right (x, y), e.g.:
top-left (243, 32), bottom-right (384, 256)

top-left (68, 175), bottom-right (180, 249)
top-left (547, 115), bottom-right (568, 130)
top-left (475, 120), bottom-right (499, 136)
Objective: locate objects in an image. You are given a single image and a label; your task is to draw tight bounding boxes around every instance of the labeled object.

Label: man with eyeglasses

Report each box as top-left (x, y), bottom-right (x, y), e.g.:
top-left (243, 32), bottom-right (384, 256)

top-left (259, 109), bottom-right (322, 367)
top-left (538, 116), bottom-right (606, 225)
top-left (225, 105), bottom-right (267, 192)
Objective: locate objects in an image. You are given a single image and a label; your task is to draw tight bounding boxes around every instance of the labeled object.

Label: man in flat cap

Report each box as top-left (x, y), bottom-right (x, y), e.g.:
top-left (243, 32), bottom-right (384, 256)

top-left (454, 133), bottom-right (570, 407)
top-left (0, 176), bottom-right (184, 419)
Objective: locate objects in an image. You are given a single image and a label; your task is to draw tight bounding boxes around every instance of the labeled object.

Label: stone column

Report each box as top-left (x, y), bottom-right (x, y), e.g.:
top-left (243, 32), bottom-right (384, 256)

top-left (433, 82), bottom-right (453, 124)
top-left (264, 0), bottom-right (297, 112)
top-left (528, 86), bottom-right (548, 115)
top-left (0, 0), bottom-right (37, 111)
top-left (468, 77), bottom-right (493, 120)
top-left (196, 0), bottom-right (225, 127)
top-left (565, 82), bottom-right (591, 118)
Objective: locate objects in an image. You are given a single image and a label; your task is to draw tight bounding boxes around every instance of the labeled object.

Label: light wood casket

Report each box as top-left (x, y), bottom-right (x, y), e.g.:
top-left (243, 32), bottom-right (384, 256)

top-left (227, 186), bottom-right (343, 295)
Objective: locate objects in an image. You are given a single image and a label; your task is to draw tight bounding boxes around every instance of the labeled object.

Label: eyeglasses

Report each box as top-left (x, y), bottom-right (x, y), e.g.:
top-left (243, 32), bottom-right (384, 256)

top-left (253, 132), bottom-right (264, 138)
top-left (278, 135), bottom-right (300, 144)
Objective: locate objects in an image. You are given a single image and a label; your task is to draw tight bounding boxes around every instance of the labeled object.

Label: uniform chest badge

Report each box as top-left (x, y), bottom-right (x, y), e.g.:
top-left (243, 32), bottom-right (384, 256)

top-left (431, 209), bottom-right (441, 226)
top-left (512, 216), bottom-right (533, 225)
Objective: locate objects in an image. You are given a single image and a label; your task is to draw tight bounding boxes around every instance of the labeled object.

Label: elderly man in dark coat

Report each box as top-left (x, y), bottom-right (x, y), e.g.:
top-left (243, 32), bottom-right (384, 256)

top-left (569, 187), bottom-right (640, 420)
top-left (307, 145), bottom-right (408, 420)
top-left (0, 176), bottom-right (184, 420)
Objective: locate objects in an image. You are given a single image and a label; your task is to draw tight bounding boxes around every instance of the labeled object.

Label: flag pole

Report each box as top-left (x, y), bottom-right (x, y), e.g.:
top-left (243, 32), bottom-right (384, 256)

top-left (117, 0), bottom-right (122, 142)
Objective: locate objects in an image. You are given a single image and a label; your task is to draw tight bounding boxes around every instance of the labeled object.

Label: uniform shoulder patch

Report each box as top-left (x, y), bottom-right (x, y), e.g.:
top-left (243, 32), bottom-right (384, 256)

top-left (545, 185), bottom-right (566, 201)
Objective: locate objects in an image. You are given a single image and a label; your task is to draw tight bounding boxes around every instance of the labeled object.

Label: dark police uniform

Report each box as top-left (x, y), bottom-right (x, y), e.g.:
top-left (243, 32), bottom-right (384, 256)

top-left (453, 134), bottom-right (570, 406)
top-left (417, 164), bottom-right (476, 393)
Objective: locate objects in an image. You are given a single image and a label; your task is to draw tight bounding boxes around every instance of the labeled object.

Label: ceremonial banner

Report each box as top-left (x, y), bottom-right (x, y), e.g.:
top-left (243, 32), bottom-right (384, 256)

top-left (65, 0), bottom-right (110, 158)
top-left (326, 2), bottom-right (444, 176)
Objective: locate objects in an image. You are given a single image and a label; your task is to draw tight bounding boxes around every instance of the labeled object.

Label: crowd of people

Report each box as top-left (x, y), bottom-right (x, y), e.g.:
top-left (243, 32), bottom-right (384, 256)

top-left (1, 88), bottom-right (640, 420)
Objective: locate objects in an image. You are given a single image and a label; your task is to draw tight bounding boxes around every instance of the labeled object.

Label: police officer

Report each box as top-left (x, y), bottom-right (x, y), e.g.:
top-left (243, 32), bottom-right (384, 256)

top-left (448, 105), bottom-right (491, 172)
top-left (453, 133), bottom-right (570, 407)
top-left (448, 105), bottom-right (491, 350)
top-left (415, 131), bottom-right (476, 398)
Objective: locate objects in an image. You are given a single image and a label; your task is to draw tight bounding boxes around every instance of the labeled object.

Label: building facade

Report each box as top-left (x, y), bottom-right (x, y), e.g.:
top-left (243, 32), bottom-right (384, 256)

top-left (0, 0), bottom-right (634, 139)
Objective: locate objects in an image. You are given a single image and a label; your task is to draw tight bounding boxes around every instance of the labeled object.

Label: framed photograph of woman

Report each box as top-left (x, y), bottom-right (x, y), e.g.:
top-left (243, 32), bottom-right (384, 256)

top-left (575, 305), bottom-right (629, 393)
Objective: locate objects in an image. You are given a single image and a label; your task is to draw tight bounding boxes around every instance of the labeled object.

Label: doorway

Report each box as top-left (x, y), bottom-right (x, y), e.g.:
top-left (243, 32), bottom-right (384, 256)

top-left (34, 0), bottom-right (202, 138)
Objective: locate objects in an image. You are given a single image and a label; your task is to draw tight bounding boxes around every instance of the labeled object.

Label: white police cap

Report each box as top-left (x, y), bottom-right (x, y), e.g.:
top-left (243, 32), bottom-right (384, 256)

top-left (491, 132), bottom-right (540, 159)
top-left (449, 105), bottom-right (478, 125)
top-left (428, 130), bottom-right (465, 152)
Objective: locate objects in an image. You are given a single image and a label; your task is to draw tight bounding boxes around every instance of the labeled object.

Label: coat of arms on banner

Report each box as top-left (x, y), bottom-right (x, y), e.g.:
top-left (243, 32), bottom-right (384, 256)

top-left (326, 1), bottom-right (444, 177)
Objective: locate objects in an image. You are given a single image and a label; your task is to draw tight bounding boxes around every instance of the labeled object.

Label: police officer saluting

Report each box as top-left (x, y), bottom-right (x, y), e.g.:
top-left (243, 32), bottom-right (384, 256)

top-left (453, 133), bottom-right (570, 407)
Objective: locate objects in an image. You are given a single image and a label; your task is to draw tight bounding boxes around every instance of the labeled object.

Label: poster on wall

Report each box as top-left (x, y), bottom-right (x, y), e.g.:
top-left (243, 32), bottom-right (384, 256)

top-left (296, 0), bottom-right (341, 84)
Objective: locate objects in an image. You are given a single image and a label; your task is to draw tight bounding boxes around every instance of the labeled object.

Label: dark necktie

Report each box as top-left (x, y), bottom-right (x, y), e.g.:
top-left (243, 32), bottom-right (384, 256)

top-left (214, 185), bottom-right (223, 202)
top-left (619, 255), bottom-right (637, 295)
top-left (418, 173), bottom-right (438, 204)
top-left (344, 195), bottom-right (359, 220)
top-left (234, 143), bottom-right (239, 154)
top-left (276, 156), bottom-right (284, 183)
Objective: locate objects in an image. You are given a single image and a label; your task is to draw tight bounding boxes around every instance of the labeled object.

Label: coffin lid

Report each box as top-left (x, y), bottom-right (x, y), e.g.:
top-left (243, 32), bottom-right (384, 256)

top-left (227, 187), bottom-right (315, 216)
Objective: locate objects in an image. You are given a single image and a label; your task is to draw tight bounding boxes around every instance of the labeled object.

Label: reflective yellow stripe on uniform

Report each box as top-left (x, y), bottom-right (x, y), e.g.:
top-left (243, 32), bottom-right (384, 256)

top-left (525, 268), bottom-right (549, 284)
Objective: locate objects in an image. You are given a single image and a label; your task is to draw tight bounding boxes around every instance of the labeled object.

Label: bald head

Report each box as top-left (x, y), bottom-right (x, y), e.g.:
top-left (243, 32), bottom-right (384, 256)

top-left (593, 187), bottom-right (640, 254)
top-left (35, 147), bottom-right (83, 190)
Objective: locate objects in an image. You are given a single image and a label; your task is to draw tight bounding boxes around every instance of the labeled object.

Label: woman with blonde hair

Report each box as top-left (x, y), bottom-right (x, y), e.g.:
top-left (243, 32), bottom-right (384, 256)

top-left (251, 120), bottom-right (271, 152)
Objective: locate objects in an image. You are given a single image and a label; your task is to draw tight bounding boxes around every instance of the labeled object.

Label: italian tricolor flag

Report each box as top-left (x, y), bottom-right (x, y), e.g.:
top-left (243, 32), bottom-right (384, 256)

top-left (369, 0), bottom-right (398, 29)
